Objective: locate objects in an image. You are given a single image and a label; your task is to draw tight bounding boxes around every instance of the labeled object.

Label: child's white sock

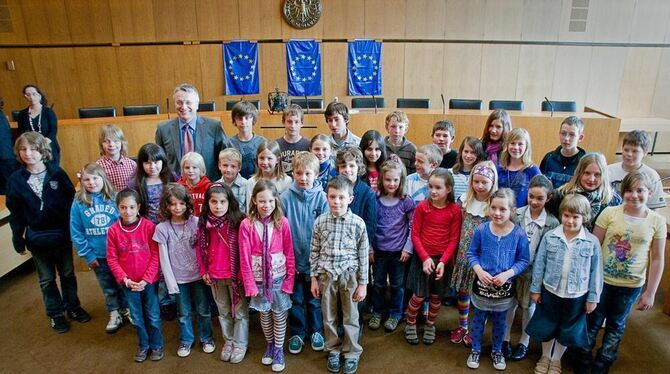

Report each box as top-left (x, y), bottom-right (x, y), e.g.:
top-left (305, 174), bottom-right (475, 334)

top-left (503, 303), bottom-right (518, 341)
top-left (541, 339), bottom-right (554, 358)
top-left (519, 304), bottom-right (535, 346)
top-left (551, 341), bottom-right (567, 362)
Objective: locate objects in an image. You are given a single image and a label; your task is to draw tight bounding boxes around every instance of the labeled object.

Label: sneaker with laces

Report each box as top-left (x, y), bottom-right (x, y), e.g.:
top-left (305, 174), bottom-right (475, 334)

top-left (467, 351), bottom-right (481, 369)
top-left (150, 348), bottom-right (164, 361)
top-left (262, 344), bottom-right (275, 365)
top-left (220, 341), bottom-right (233, 362)
top-left (343, 358), bottom-right (359, 374)
top-left (202, 341), bottom-right (216, 354)
top-left (463, 332), bottom-right (473, 348)
top-left (368, 314), bottom-right (382, 330)
top-left (327, 353), bottom-right (341, 373)
top-left (288, 335), bottom-right (304, 354)
top-left (230, 346), bottom-right (247, 364)
top-left (311, 332), bottom-right (325, 351)
top-left (105, 310), bottom-right (123, 334)
top-left (450, 327), bottom-right (468, 344)
top-left (50, 315), bottom-right (70, 333)
top-left (67, 307), bottom-right (91, 323)
top-left (177, 343), bottom-right (192, 358)
top-left (120, 308), bottom-right (134, 325)
top-left (271, 347), bottom-right (286, 372)
top-left (384, 317), bottom-right (400, 332)
top-left (492, 352), bottom-right (506, 371)
top-left (134, 348), bottom-right (148, 363)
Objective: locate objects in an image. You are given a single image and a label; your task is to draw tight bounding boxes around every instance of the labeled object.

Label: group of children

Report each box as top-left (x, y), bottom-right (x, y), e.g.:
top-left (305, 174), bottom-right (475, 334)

top-left (5, 100), bottom-right (666, 374)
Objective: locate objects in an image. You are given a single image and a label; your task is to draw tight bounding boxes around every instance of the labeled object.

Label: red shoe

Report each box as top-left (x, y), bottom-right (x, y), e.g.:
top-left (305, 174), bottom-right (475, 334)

top-left (450, 327), bottom-right (468, 344)
top-left (463, 332), bottom-right (473, 348)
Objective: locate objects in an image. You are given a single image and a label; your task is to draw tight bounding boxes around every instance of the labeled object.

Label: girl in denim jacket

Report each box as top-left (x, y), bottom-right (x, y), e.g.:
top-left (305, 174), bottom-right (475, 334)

top-left (526, 194), bottom-right (603, 374)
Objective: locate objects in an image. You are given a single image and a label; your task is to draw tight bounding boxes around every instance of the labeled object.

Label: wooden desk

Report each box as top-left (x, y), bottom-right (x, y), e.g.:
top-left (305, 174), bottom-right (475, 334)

top-left (39, 109), bottom-right (619, 182)
top-left (619, 117), bottom-right (670, 155)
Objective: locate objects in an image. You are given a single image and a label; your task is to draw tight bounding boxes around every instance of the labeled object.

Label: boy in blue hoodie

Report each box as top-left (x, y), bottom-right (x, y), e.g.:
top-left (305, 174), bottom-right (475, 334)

top-left (280, 152), bottom-right (329, 355)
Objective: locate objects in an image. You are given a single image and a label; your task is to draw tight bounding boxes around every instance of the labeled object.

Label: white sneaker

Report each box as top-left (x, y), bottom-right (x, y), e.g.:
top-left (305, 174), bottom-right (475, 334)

top-left (220, 341), bottom-right (233, 362)
top-left (202, 341), bottom-right (216, 354)
top-left (230, 346), bottom-right (247, 364)
top-left (105, 310), bottom-right (123, 334)
top-left (177, 343), bottom-right (192, 358)
top-left (467, 351), bottom-right (481, 369)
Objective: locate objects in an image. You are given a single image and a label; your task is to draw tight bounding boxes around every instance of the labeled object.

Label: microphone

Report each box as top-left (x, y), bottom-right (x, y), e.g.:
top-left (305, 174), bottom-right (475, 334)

top-left (441, 94), bottom-right (446, 114)
top-left (372, 95), bottom-right (378, 114)
top-left (544, 97), bottom-right (554, 118)
top-left (304, 94), bottom-right (309, 114)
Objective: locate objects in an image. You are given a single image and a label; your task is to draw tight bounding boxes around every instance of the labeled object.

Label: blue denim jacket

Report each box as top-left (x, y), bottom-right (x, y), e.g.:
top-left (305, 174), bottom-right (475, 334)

top-left (530, 226), bottom-right (603, 303)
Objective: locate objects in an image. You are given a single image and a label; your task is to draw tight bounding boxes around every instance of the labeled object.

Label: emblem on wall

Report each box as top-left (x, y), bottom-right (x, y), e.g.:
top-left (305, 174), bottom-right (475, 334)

top-left (283, 0), bottom-right (322, 29)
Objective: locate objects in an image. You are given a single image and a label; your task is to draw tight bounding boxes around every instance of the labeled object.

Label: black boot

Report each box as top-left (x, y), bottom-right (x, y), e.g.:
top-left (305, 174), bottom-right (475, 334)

top-left (591, 358), bottom-right (610, 374)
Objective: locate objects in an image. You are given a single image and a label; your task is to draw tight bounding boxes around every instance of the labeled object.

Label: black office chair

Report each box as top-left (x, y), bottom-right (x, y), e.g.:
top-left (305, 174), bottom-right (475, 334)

top-left (198, 101), bottom-right (216, 112)
top-left (542, 100), bottom-right (577, 113)
top-left (123, 104), bottom-right (160, 116)
top-left (11, 110), bottom-right (20, 122)
top-left (226, 100), bottom-right (261, 111)
top-left (291, 98), bottom-right (324, 110)
top-left (489, 100), bottom-right (524, 111)
top-left (449, 99), bottom-right (483, 110)
top-left (351, 97), bottom-right (385, 109)
top-left (396, 98), bottom-right (430, 109)
top-left (78, 107), bottom-right (116, 119)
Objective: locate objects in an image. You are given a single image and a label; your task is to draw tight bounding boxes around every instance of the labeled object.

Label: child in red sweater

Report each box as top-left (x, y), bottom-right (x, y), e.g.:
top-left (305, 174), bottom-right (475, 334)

top-left (404, 168), bottom-right (462, 345)
top-left (107, 188), bottom-right (163, 363)
top-left (178, 152), bottom-right (212, 216)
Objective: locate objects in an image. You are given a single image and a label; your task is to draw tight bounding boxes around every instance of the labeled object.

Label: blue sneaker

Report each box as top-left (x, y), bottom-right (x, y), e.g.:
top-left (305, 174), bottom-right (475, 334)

top-left (271, 347), bottom-right (285, 372)
top-left (311, 332), bottom-right (325, 351)
top-left (288, 335), bottom-right (304, 354)
top-left (262, 344), bottom-right (274, 365)
top-left (327, 352), bottom-right (341, 373)
top-left (343, 358), bottom-right (359, 374)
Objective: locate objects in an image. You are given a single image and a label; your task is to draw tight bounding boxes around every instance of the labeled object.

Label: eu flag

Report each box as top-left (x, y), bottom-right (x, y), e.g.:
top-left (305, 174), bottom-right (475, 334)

top-left (224, 41), bottom-right (259, 95)
top-left (348, 40), bottom-right (382, 96)
top-left (286, 40), bottom-right (322, 96)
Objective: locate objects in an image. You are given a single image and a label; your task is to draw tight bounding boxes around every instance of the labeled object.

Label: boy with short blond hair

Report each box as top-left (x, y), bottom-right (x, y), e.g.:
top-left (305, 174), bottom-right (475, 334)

top-left (229, 101), bottom-right (266, 179)
top-left (432, 120), bottom-right (457, 168)
top-left (310, 176), bottom-right (369, 374)
top-left (607, 129), bottom-right (666, 209)
top-left (280, 152), bottom-right (329, 355)
top-left (384, 111), bottom-right (417, 174)
top-left (216, 148), bottom-right (248, 212)
top-left (540, 116), bottom-right (587, 189)
top-left (406, 144), bottom-right (442, 203)
top-left (277, 104), bottom-right (310, 177)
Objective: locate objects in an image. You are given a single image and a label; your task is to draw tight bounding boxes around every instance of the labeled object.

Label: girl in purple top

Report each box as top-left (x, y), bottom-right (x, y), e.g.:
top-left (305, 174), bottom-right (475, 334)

top-left (369, 160), bottom-right (415, 333)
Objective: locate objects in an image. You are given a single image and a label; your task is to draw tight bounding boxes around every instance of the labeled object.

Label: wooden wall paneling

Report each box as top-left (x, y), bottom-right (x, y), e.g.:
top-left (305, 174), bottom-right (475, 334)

top-left (109, 0), bottom-right (156, 43)
top-left (322, 0), bottom-right (364, 39)
top-left (20, 0), bottom-right (71, 44)
top-left (557, 0), bottom-right (594, 42)
top-left (0, 48), bottom-right (37, 113)
top-left (152, 0), bottom-right (198, 42)
top-left (617, 47), bottom-right (662, 116)
top-left (322, 43), bottom-right (349, 106)
top-left (404, 0), bottom-right (447, 40)
top-left (115, 46), bottom-right (161, 112)
top-left (442, 43), bottom-right (482, 102)
top-left (157, 44), bottom-right (204, 101)
top-left (195, 0), bottom-right (240, 41)
top-left (482, 0), bottom-right (523, 41)
top-left (64, 0), bottom-right (113, 44)
top-left (551, 46), bottom-right (592, 112)
top-left (515, 45), bottom-right (557, 112)
top-left (364, 0), bottom-right (406, 39)
top-left (0, 0), bottom-right (28, 44)
top-left (255, 43), bottom-right (287, 134)
top-left (381, 42), bottom-right (405, 110)
top-left (72, 47), bottom-right (123, 112)
top-left (629, 0), bottom-right (670, 43)
top-left (589, 0), bottom-right (635, 43)
top-left (30, 48), bottom-right (81, 119)
top-left (444, 0), bottom-right (485, 39)
top-left (198, 44), bottom-right (226, 113)
top-left (584, 47), bottom-right (626, 115)
top-left (403, 43), bottom-right (444, 109)
top-left (520, 0), bottom-right (561, 41)
top-left (479, 45), bottom-right (520, 106)
top-left (238, 0), bottom-right (282, 40)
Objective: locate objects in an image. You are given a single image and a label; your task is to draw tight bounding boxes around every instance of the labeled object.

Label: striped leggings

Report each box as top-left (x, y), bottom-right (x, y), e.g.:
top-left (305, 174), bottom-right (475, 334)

top-left (260, 310), bottom-right (288, 348)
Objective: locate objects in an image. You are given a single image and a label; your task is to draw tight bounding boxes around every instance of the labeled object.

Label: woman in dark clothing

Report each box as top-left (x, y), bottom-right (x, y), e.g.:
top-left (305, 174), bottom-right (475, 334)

top-left (0, 95), bottom-right (19, 194)
top-left (17, 84), bottom-right (61, 166)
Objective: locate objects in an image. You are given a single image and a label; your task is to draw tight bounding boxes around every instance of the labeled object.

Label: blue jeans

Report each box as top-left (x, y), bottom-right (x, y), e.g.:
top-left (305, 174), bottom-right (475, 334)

top-left (289, 275), bottom-right (323, 339)
top-left (125, 282), bottom-right (163, 350)
top-left (176, 280), bottom-right (214, 345)
top-left (470, 306), bottom-right (507, 353)
top-left (158, 276), bottom-right (176, 306)
top-left (372, 250), bottom-right (405, 319)
top-left (92, 258), bottom-right (127, 312)
top-left (581, 283), bottom-right (642, 364)
top-left (31, 245), bottom-right (80, 318)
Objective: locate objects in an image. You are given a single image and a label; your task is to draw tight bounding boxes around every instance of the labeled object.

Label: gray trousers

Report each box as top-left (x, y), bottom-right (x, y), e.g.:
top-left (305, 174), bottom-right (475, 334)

top-left (212, 279), bottom-right (249, 348)
top-left (319, 271), bottom-right (363, 359)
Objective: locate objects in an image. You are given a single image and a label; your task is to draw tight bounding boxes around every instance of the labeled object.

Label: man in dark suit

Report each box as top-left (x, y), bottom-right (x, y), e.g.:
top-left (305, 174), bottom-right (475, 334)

top-left (155, 83), bottom-right (228, 181)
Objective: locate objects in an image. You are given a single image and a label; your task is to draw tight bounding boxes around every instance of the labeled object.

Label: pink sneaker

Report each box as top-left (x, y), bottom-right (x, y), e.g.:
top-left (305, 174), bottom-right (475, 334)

top-left (450, 327), bottom-right (468, 344)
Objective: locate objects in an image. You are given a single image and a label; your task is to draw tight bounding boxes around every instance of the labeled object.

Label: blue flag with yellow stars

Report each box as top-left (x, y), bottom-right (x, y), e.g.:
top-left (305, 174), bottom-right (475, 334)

top-left (286, 40), bottom-right (322, 96)
top-left (224, 41), bottom-right (259, 95)
top-left (348, 39), bottom-right (382, 96)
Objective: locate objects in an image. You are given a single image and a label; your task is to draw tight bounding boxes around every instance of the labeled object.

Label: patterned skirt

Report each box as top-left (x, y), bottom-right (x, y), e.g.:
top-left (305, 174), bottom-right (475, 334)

top-left (406, 255), bottom-right (451, 298)
top-left (249, 276), bottom-right (292, 313)
top-left (451, 213), bottom-right (487, 293)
